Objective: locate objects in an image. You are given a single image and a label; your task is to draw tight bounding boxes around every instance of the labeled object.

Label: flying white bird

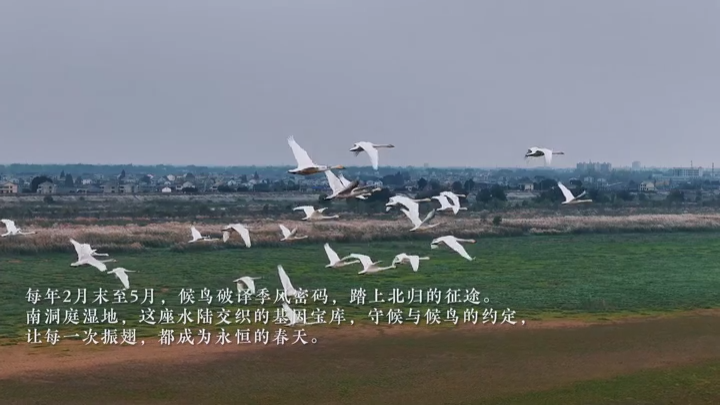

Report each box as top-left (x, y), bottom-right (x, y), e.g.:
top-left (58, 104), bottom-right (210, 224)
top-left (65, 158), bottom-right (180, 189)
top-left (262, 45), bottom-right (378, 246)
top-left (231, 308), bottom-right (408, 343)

top-left (189, 226), bottom-right (217, 243)
top-left (281, 302), bottom-right (321, 327)
top-left (432, 194), bottom-right (456, 212)
top-left (401, 207), bottom-right (440, 232)
top-left (323, 243), bottom-right (360, 268)
top-left (293, 206), bottom-right (339, 221)
top-left (107, 267), bottom-right (135, 290)
top-left (1, 219), bottom-right (36, 237)
top-left (557, 181), bottom-right (593, 205)
top-left (324, 170), bottom-right (377, 200)
top-left (349, 141), bottom-right (395, 170)
top-left (340, 253), bottom-right (396, 274)
top-left (391, 253), bottom-right (430, 272)
top-left (70, 239), bottom-right (116, 272)
top-left (525, 147), bottom-right (564, 166)
top-left (439, 191), bottom-right (467, 214)
top-left (337, 173), bottom-right (379, 200)
top-left (385, 195), bottom-right (432, 212)
top-left (234, 276), bottom-right (262, 296)
top-left (430, 235), bottom-right (476, 261)
top-left (70, 239), bottom-right (109, 257)
top-left (279, 224), bottom-right (308, 241)
top-left (222, 223), bottom-right (251, 247)
top-left (277, 264), bottom-right (300, 297)
top-left (287, 136), bottom-right (345, 175)
top-left (326, 171), bottom-right (382, 200)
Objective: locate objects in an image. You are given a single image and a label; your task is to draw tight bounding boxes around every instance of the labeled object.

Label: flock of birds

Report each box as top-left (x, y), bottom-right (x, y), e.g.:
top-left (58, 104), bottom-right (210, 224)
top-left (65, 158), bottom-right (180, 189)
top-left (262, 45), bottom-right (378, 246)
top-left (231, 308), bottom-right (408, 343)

top-left (1, 139), bottom-right (588, 325)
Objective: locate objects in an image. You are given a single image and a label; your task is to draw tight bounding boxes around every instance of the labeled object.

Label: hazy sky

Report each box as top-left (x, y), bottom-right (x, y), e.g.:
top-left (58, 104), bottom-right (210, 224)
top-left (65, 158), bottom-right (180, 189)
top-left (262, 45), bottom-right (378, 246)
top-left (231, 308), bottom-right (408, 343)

top-left (1, 1), bottom-right (719, 168)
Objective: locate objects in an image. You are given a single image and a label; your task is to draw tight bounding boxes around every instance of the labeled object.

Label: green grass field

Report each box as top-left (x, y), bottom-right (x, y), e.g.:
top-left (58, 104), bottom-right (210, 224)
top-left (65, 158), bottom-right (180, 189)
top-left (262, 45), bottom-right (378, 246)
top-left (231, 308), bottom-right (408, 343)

top-left (2, 232), bottom-right (719, 341)
top-left (2, 231), bottom-right (720, 404)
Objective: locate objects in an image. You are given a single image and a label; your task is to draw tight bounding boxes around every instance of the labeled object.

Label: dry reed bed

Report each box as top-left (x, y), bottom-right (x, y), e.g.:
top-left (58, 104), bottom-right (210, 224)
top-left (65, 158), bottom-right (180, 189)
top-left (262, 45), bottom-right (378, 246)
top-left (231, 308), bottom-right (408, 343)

top-left (2, 213), bottom-right (720, 254)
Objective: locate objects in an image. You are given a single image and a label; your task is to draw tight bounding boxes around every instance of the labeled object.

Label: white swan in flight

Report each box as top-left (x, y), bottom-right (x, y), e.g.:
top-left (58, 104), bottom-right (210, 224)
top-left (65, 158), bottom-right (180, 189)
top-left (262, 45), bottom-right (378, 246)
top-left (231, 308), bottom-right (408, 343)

top-left (323, 243), bottom-right (360, 268)
top-left (1, 219), bottom-right (36, 237)
top-left (402, 207), bottom-right (440, 232)
top-left (293, 205), bottom-right (339, 221)
top-left (281, 302), bottom-right (321, 326)
top-left (337, 173), bottom-right (379, 200)
top-left (391, 253), bottom-right (430, 272)
top-left (108, 267), bottom-right (135, 290)
top-left (557, 181), bottom-right (593, 205)
top-left (234, 276), bottom-right (261, 296)
top-left (287, 136), bottom-right (345, 175)
top-left (279, 224), bottom-right (308, 241)
top-left (222, 223), bottom-right (251, 247)
top-left (70, 239), bottom-right (116, 272)
top-left (385, 195), bottom-right (432, 212)
top-left (525, 147), bottom-right (564, 166)
top-left (430, 235), bottom-right (476, 261)
top-left (277, 264), bottom-right (300, 298)
top-left (349, 141), bottom-right (395, 170)
top-left (189, 226), bottom-right (217, 243)
top-left (70, 239), bottom-right (109, 257)
top-left (339, 253), bottom-right (396, 274)
top-left (432, 193), bottom-right (466, 214)
top-left (324, 170), bottom-right (378, 200)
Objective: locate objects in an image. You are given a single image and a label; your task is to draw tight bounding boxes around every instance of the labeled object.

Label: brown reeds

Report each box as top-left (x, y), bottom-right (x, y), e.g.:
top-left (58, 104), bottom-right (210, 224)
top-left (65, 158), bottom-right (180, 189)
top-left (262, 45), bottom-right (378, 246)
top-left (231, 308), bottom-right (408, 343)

top-left (2, 213), bottom-right (720, 254)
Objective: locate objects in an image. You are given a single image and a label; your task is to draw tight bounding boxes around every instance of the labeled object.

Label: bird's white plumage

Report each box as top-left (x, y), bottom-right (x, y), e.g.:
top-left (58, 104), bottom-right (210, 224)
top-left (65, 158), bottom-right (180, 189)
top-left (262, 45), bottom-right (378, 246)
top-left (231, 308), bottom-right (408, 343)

top-left (224, 224), bottom-right (251, 247)
top-left (392, 253), bottom-right (428, 272)
top-left (191, 226), bottom-right (202, 240)
top-left (277, 265), bottom-right (298, 296)
top-left (324, 243), bottom-right (341, 264)
top-left (557, 182), bottom-right (576, 202)
top-left (431, 235), bottom-right (474, 261)
top-left (279, 224), bottom-right (293, 238)
top-left (1, 219), bottom-right (18, 233)
top-left (294, 206), bottom-right (315, 217)
top-left (288, 136), bottom-right (316, 168)
top-left (108, 268), bottom-right (134, 289)
top-left (234, 276), bottom-right (261, 295)
top-left (432, 194), bottom-right (453, 210)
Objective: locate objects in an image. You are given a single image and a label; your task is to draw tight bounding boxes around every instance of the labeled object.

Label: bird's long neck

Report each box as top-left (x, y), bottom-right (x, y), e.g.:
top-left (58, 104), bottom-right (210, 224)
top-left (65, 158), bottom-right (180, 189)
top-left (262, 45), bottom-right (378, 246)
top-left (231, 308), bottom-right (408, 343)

top-left (418, 256), bottom-right (430, 260)
top-left (375, 144), bottom-right (394, 148)
top-left (553, 151), bottom-right (564, 155)
top-left (455, 238), bottom-right (475, 243)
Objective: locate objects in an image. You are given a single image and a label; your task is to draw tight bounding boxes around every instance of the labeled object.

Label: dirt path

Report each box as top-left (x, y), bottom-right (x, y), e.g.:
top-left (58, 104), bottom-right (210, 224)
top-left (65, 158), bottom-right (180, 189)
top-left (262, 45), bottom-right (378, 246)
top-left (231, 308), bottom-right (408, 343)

top-left (1, 312), bottom-right (719, 404)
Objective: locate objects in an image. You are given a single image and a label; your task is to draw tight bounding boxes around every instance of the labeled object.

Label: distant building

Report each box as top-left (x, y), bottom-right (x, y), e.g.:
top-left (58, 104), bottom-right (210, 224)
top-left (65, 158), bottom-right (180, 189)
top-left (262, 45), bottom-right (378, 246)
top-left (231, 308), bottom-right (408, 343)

top-left (639, 181), bottom-right (655, 192)
top-left (632, 161), bottom-right (641, 170)
top-left (672, 167), bottom-right (703, 178)
top-left (522, 182), bottom-right (534, 191)
top-left (102, 183), bottom-right (136, 194)
top-left (0, 182), bottom-right (18, 194)
top-left (161, 187), bottom-right (173, 193)
top-left (36, 182), bottom-right (56, 194)
top-left (576, 161), bottom-right (612, 173)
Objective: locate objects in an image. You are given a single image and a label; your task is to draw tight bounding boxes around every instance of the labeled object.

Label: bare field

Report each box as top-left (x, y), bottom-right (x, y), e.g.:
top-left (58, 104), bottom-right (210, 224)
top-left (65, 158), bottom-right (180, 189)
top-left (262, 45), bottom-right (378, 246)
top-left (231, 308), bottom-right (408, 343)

top-left (3, 212), bottom-right (720, 253)
top-left (1, 313), bottom-right (719, 404)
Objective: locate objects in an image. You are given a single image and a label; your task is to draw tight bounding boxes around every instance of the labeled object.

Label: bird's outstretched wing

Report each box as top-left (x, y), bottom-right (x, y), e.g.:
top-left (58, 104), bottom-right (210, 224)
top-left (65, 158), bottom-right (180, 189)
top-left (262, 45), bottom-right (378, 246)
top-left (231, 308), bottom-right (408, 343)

top-left (86, 256), bottom-right (108, 272)
top-left (294, 206), bottom-right (314, 217)
top-left (444, 238), bottom-right (473, 261)
top-left (557, 182), bottom-right (575, 202)
top-left (363, 144), bottom-right (380, 170)
top-left (409, 255), bottom-right (420, 272)
top-left (277, 265), bottom-right (296, 292)
top-left (324, 243), bottom-right (341, 263)
top-left (191, 226), bottom-right (202, 240)
top-left (288, 136), bottom-right (315, 168)
top-left (400, 208), bottom-right (421, 227)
